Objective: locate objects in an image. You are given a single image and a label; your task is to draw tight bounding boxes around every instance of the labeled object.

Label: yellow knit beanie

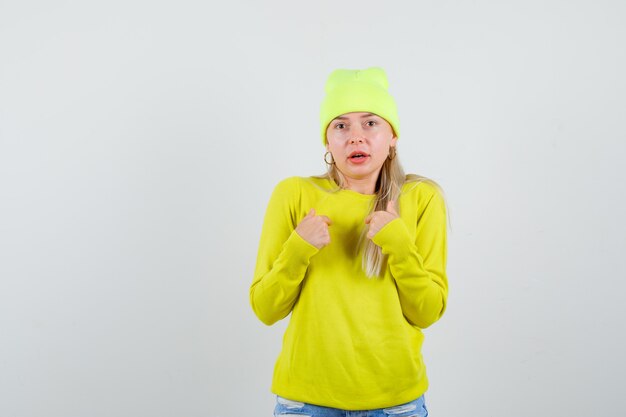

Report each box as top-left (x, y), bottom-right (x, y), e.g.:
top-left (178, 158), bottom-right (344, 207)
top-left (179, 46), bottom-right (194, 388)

top-left (319, 67), bottom-right (399, 145)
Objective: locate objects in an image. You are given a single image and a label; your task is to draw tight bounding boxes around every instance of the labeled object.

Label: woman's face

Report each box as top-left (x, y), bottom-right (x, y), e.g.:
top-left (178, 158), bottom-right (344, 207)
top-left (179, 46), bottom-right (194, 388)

top-left (325, 112), bottom-right (397, 185)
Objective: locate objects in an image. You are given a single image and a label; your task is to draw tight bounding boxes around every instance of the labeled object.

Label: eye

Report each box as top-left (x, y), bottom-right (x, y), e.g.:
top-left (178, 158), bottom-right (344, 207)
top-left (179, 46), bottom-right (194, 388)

top-left (366, 120), bottom-right (376, 127)
top-left (334, 122), bottom-right (345, 129)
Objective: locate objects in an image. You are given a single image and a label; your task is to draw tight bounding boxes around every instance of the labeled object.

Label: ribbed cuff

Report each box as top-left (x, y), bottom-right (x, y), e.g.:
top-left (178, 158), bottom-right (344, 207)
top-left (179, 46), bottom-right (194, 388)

top-left (283, 229), bottom-right (320, 262)
top-left (371, 218), bottom-right (413, 257)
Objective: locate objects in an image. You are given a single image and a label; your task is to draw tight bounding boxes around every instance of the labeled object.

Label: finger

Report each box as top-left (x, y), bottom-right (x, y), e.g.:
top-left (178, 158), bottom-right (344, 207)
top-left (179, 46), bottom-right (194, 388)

top-left (365, 214), bottom-right (372, 224)
top-left (306, 208), bottom-right (315, 217)
top-left (320, 215), bottom-right (332, 225)
top-left (386, 200), bottom-right (398, 215)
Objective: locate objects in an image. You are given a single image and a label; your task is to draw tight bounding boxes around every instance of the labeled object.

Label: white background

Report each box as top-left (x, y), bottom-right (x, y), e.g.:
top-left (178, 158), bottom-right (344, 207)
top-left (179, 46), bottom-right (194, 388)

top-left (1, 1), bottom-right (625, 416)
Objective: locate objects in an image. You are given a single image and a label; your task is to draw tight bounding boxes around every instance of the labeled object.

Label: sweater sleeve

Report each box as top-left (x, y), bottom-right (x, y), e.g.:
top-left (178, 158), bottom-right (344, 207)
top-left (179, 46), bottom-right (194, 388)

top-left (371, 187), bottom-right (448, 329)
top-left (249, 177), bottom-right (320, 325)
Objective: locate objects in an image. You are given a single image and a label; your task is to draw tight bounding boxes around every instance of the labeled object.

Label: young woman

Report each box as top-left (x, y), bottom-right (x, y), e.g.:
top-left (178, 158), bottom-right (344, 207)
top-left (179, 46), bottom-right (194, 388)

top-left (250, 67), bottom-right (449, 417)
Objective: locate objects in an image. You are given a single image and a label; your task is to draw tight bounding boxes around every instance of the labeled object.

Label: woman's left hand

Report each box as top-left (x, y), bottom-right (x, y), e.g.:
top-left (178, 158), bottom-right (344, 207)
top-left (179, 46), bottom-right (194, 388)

top-left (365, 200), bottom-right (399, 239)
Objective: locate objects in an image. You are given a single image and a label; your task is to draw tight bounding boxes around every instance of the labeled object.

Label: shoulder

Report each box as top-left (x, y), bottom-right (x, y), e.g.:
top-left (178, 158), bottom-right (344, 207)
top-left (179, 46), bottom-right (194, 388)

top-left (269, 176), bottom-right (304, 200)
top-left (274, 175), bottom-right (337, 193)
top-left (401, 174), bottom-right (448, 213)
top-left (401, 174), bottom-right (444, 199)
top-left (273, 176), bottom-right (303, 190)
top-left (270, 175), bottom-right (327, 198)
top-left (265, 176), bottom-right (331, 218)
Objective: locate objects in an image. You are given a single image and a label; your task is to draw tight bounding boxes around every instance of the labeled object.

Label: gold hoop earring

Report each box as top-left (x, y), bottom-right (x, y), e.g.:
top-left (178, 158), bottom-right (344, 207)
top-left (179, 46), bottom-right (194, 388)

top-left (388, 147), bottom-right (396, 160)
top-left (324, 151), bottom-right (335, 165)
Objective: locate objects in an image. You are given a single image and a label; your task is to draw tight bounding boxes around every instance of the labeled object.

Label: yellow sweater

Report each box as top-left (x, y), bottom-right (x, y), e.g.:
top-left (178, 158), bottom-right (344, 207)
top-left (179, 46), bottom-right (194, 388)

top-left (250, 175), bottom-right (448, 410)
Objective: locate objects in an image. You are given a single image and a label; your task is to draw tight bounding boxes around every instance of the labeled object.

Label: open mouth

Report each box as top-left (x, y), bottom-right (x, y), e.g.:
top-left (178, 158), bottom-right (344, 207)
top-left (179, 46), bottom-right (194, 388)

top-left (349, 152), bottom-right (370, 160)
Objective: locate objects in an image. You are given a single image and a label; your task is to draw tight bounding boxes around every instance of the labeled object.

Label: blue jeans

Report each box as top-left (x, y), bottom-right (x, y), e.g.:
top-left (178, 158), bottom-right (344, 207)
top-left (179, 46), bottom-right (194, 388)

top-left (273, 394), bottom-right (428, 417)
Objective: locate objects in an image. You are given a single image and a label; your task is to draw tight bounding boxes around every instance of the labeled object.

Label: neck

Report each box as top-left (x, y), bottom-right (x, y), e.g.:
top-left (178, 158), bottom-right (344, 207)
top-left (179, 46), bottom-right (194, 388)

top-left (342, 175), bottom-right (378, 195)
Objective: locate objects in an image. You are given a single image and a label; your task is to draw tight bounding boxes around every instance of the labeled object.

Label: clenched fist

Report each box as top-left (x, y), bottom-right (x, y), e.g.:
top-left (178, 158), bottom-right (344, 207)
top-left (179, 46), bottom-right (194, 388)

top-left (365, 200), bottom-right (399, 239)
top-left (295, 208), bottom-right (332, 249)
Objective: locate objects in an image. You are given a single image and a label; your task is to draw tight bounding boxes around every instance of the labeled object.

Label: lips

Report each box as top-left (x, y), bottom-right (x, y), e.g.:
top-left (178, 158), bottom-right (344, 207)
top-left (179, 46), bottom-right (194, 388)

top-left (348, 150), bottom-right (370, 159)
top-left (347, 150), bottom-right (370, 165)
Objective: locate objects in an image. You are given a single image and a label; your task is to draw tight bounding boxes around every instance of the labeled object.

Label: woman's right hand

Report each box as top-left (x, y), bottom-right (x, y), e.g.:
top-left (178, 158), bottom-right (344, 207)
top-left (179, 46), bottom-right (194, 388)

top-left (295, 208), bottom-right (332, 249)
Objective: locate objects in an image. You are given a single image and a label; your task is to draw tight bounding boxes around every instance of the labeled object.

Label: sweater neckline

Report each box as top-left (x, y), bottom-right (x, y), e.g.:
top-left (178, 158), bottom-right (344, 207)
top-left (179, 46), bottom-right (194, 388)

top-left (306, 176), bottom-right (378, 201)
top-left (337, 187), bottom-right (377, 200)
top-left (321, 178), bottom-right (377, 200)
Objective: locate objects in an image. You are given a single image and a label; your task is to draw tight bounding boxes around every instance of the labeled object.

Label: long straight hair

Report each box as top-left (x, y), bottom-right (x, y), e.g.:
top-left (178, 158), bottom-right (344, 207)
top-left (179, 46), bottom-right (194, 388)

top-left (313, 150), bottom-right (449, 278)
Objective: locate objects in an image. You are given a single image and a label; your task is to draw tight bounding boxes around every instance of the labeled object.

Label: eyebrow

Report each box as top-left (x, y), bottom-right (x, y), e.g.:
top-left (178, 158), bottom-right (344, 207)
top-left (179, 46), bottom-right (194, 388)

top-left (333, 113), bottom-right (377, 120)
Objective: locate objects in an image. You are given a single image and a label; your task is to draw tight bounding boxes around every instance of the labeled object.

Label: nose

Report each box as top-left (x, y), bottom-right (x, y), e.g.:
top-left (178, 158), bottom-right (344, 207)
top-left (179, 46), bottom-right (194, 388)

top-left (347, 123), bottom-right (366, 143)
top-left (349, 127), bottom-right (365, 143)
top-left (349, 137), bottom-right (364, 144)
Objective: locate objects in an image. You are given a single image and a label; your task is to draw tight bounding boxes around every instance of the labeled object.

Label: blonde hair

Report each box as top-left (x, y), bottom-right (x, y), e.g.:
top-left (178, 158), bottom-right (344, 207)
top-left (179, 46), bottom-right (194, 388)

top-left (312, 150), bottom-right (450, 278)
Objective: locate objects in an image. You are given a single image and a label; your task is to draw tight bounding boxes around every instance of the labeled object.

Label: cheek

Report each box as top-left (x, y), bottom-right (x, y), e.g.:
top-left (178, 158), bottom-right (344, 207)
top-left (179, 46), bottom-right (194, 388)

top-left (326, 138), bottom-right (344, 153)
top-left (372, 142), bottom-right (392, 161)
top-left (326, 131), bottom-right (346, 145)
top-left (329, 147), bottom-right (345, 162)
